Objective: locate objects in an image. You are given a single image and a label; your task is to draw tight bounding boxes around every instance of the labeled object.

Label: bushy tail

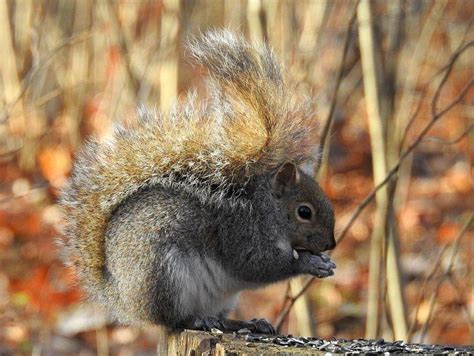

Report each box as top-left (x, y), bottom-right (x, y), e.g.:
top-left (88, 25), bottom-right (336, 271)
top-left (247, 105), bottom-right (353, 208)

top-left (187, 30), bottom-right (317, 177)
top-left (59, 30), bottom-right (318, 301)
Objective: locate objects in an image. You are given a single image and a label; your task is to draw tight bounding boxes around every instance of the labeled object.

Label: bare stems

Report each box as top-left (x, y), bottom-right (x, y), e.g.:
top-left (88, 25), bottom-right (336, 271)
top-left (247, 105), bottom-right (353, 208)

top-left (273, 37), bottom-right (473, 336)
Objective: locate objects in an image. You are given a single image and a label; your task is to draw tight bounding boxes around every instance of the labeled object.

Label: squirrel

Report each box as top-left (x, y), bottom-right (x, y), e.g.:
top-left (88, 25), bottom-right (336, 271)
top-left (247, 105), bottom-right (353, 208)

top-left (59, 30), bottom-right (336, 334)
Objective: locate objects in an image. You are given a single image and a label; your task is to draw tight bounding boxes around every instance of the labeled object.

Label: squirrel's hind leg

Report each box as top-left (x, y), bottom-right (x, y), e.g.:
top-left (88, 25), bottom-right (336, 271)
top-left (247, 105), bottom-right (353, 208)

top-left (192, 316), bottom-right (276, 335)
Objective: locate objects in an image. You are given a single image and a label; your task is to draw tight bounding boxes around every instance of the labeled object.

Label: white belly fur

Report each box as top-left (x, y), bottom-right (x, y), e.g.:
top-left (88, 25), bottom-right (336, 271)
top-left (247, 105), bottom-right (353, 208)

top-left (163, 247), bottom-right (249, 320)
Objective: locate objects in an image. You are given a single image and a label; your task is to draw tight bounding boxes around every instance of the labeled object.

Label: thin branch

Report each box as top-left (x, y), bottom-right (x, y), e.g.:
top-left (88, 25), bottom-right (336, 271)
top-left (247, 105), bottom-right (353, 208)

top-left (399, 87), bottom-right (428, 150)
top-left (105, 0), bottom-right (140, 95)
top-left (407, 244), bottom-right (449, 340)
top-left (400, 40), bottom-right (473, 149)
top-left (394, 0), bottom-right (448, 150)
top-left (6, 81), bottom-right (94, 124)
top-left (422, 124), bottom-right (474, 145)
top-left (316, 2), bottom-right (358, 174)
top-left (274, 280), bottom-right (292, 333)
top-left (0, 31), bottom-right (92, 123)
top-left (338, 47), bottom-right (473, 246)
top-left (419, 215), bottom-right (473, 342)
top-left (0, 183), bottom-right (50, 206)
top-left (274, 276), bottom-right (314, 332)
top-left (276, 2), bottom-right (359, 330)
top-left (447, 274), bottom-right (474, 339)
top-left (336, 81), bottom-right (472, 247)
top-left (431, 41), bottom-right (473, 117)
top-left (433, 79), bottom-right (473, 119)
top-left (273, 40), bottom-right (473, 324)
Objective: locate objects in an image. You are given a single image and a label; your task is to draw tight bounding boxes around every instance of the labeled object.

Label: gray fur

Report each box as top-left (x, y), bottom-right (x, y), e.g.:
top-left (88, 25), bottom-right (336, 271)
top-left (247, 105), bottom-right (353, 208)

top-left (101, 172), bottom-right (335, 328)
top-left (59, 30), bottom-right (336, 330)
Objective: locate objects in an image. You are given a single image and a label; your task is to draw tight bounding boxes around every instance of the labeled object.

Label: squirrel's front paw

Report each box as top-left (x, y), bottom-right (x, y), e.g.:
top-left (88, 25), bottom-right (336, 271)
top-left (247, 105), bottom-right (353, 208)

top-left (193, 316), bottom-right (224, 331)
top-left (247, 318), bottom-right (275, 334)
top-left (192, 316), bottom-right (275, 334)
top-left (297, 252), bottom-right (336, 278)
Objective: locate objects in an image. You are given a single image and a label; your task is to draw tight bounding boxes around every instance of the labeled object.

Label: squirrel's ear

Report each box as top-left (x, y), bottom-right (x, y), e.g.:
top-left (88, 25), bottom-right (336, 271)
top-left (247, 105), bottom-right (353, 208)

top-left (271, 162), bottom-right (300, 197)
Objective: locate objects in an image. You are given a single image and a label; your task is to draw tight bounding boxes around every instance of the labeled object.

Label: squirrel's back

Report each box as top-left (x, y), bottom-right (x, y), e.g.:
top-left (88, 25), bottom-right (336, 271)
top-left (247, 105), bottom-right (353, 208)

top-left (59, 30), bottom-right (318, 303)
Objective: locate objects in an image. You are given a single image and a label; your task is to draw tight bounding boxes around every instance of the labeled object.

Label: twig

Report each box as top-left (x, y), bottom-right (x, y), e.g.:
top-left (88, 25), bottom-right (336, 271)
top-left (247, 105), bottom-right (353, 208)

top-left (400, 39), bottom-right (474, 150)
top-left (275, 3), bottom-right (359, 331)
top-left (273, 39), bottom-right (473, 326)
top-left (394, 0), bottom-right (448, 148)
top-left (407, 244), bottom-right (449, 340)
top-left (419, 215), bottom-right (473, 342)
top-left (422, 124), bottom-right (474, 145)
top-left (105, 0), bottom-right (140, 95)
top-left (399, 88), bottom-right (428, 150)
top-left (0, 31), bottom-right (92, 123)
top-left (338, 44), bottom-right (473, 246)
top-left (431, 41), bottom-right (474, 117)
top-left (274, 281), bottom-right (292, 333)
top-left (274, 276), bottom-right (314, 332)
top-left (0, 183), bottom-right (50, 206)
top-left (447, 274), bottom-right (474, 339)
top-left (316, 1), bottom-right (358, 175)
top-left (335, 81), bottom-right (472, 247)
top-left (160, 0), bottom-right (180, 111)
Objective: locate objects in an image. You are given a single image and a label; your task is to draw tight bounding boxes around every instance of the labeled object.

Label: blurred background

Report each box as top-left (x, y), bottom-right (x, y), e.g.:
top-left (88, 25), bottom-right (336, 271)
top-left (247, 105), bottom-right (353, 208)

top-left (0, 0), bottom-right (473, 354)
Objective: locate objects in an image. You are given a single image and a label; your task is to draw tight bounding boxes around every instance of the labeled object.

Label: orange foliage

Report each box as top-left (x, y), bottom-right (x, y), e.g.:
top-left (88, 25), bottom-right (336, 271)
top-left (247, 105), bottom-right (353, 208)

top-left (436, 222), bottom-right (460, 244)
top-left (37, 146), bottom-right (72, 188)
top-left (9, 266), bottom-right (80, 320)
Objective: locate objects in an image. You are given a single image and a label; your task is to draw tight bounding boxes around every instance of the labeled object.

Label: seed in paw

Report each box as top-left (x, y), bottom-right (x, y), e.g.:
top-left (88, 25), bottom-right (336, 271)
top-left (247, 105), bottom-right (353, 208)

top-left (293, 249), bottom-right (299, 260)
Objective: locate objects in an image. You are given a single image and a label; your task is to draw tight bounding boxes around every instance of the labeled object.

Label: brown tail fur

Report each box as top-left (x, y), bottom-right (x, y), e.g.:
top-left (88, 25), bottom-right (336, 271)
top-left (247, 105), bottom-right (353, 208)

top-left (59, 29), bottom-right (318, 300)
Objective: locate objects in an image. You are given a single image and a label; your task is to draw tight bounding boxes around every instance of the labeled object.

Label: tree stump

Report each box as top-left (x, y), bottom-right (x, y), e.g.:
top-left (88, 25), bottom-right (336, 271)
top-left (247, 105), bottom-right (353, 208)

top-left (157, 329), bottom-right (326, 355)
top-left (156, 329), bottom-right (474, 355)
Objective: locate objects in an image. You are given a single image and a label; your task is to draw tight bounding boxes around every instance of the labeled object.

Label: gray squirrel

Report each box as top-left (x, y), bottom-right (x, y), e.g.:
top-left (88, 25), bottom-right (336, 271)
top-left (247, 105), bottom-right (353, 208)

top-left (59, 30), bottom-right (336, 334)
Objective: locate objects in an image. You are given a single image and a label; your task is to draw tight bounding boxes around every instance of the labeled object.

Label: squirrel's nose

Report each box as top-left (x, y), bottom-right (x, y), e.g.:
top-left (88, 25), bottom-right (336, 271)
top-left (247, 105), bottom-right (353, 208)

top-left (326, 234), bottom-right (336, 250)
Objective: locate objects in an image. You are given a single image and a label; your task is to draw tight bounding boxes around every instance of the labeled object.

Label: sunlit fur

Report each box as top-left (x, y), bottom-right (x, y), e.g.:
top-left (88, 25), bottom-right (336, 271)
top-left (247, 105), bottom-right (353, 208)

top-left (58, 30), bottom-right (323, 324)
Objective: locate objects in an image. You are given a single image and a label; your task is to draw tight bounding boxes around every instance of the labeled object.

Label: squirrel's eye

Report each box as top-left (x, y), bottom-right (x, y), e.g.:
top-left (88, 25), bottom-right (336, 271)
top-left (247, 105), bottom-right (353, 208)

top-left (296, 204), bottom-right (313, 221)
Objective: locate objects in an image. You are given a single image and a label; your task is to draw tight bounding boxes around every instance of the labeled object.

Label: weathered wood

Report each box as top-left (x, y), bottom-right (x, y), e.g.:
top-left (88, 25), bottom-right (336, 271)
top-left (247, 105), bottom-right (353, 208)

top-left (157, 330), bottom-right (326, 355)
top-left (157, 329), bottom-right (474, 355)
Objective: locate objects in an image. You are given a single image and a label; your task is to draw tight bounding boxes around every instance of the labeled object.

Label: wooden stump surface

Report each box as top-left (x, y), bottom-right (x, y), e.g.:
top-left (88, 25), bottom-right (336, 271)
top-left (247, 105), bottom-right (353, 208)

top-left (156, 329), bottom-right (474, 356)
top-left (157, 329), bottom-right (326, 355)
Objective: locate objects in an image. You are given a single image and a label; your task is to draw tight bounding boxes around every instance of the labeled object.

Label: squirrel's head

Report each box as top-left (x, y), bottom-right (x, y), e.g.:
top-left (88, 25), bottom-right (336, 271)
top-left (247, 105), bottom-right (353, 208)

top-left (271, 162), bottom-right (336, 254)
